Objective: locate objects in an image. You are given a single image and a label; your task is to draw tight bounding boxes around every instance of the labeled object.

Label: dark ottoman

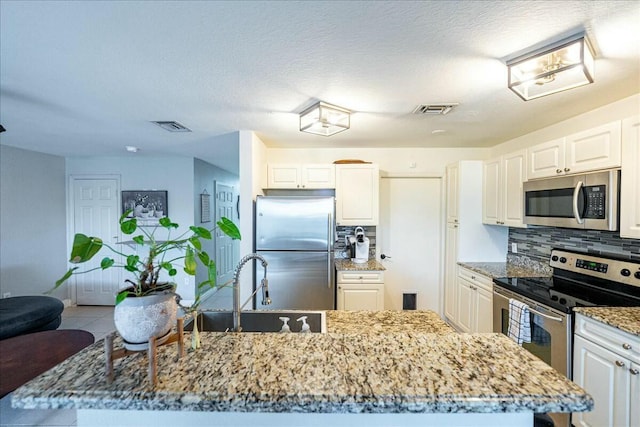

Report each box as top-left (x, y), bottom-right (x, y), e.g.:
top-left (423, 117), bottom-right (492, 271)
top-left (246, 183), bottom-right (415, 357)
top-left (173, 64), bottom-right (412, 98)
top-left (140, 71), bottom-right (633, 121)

top-left (0, 296), bottom-right (64, 340)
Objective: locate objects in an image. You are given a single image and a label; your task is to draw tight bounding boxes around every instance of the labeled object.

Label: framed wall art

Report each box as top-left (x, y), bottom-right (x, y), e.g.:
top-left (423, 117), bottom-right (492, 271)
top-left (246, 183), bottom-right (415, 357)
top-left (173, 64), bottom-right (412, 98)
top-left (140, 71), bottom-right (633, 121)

top-left (121, 190), bottom-right (168, 226)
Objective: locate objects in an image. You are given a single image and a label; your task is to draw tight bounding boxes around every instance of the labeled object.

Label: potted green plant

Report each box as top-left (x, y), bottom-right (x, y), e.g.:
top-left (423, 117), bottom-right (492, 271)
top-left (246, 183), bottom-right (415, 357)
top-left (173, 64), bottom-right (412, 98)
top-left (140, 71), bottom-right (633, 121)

top-left (54, 210), bottom-right (240, 347)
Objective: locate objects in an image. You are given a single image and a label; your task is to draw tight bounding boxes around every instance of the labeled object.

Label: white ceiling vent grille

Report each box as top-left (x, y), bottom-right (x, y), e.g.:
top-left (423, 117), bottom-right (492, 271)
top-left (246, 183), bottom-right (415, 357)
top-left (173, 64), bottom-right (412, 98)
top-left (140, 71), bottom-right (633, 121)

top-left (152, 121), bottom-right (192, 132)
top-left (412, 104), bottom-right (459, 115)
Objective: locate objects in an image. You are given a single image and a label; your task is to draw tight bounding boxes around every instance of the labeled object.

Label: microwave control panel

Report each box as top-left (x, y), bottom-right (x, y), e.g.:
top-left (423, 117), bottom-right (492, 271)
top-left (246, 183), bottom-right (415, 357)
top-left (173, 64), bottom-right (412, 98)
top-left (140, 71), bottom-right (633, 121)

top-left (584, 185), bottom-right (606, 219)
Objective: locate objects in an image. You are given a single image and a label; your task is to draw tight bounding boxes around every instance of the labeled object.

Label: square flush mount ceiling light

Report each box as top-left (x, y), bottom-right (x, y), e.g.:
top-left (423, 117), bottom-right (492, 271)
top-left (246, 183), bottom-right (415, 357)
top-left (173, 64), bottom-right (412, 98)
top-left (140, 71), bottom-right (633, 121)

top-left (299, 101), bottom-right (350, 136)
top-left (507, 33), bottom-right (595, 101)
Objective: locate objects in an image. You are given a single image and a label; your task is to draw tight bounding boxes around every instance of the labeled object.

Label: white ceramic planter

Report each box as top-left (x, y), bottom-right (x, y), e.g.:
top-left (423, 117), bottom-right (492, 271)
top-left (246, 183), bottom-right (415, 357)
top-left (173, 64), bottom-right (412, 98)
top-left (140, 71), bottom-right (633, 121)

top-left (114, 292), bottom-right (177, 345)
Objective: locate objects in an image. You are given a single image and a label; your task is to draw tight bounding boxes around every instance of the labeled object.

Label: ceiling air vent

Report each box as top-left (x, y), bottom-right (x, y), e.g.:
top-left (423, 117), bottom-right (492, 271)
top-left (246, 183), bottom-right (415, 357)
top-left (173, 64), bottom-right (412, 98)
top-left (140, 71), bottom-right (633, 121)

top-left (412, 104), bottom-right (459, 115)
top-left (151, 121), bottom-right (192, 132)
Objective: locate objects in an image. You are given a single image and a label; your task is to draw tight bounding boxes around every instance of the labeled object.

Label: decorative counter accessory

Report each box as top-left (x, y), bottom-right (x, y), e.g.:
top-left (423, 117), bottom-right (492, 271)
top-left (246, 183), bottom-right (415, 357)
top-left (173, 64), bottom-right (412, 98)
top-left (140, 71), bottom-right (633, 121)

top-left (53, 211), bottom-right (241, 348)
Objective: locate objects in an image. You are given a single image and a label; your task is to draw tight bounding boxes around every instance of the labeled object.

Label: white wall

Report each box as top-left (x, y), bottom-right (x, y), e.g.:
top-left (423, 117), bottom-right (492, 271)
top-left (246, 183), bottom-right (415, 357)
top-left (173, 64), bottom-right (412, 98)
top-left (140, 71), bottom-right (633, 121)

top-left (66, 156), bottom-right (196, 300)
top-left (0, 145), bottom-right (67, 299)
top-left (267, 147), bottom-right (490, 178)
top-left (489, 93), bottom-right (640, 157)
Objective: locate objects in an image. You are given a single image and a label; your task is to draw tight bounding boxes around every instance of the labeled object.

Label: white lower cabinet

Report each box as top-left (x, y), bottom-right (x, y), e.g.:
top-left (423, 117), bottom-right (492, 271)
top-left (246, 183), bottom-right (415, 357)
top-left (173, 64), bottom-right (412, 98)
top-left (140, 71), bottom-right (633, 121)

top-left (455, 267), bottom-right (493, 333)
top-left (337, 271), bottom-right (385, 311)
top-left (573, 314), bottom-right (640, 427)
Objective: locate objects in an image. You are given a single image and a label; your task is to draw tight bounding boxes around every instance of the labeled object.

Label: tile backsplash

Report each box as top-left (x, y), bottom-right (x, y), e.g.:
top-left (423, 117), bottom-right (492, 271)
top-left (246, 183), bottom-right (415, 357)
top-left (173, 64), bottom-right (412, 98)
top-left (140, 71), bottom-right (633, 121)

top-left (335, 226), bottom-right (376, 259)
top-left (509, 226), bottom-right (640, 263)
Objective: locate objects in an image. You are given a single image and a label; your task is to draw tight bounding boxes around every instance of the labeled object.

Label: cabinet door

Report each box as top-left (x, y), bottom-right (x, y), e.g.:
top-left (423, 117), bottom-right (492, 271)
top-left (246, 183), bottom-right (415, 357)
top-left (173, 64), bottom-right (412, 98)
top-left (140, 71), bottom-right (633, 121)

top-left (565, 121), bottom-right (621, 174)
top-left (456, 277), bottom-right (473, 333)
top-left (527, 138), bottom-right (566, 179)
top-left (474, 286), bottom-right (493, 333)
top-left (621, 115), bottom-right (640, 239)
top-left (267, 164), bottom-right (301, 188)
top-left (335, 164), bottom-right (379, 225)
top-left (631, 361), bottom-right (640, 427)
top-left (502, 150), bottom-right (527, 228)
top-left (573, 335), bottom-right (630, 427)
top-left (302, 164), bottom-right (335, 189)
top-left (443, 223), bottom-right (458, 325)
top-left (446, 163), bottom-right (459, 223)
top-left (482, 158), bottom-right (500, 225)
top-left (337, 283), bottom-right (384, 311)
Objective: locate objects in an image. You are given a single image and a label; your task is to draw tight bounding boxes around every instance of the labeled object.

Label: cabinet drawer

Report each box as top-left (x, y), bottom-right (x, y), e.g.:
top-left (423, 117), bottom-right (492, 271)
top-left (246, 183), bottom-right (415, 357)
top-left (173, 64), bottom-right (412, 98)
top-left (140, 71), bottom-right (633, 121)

top-left (457, 267), bottom-right (493, 291)
top-left (337, 271), bottom-right (384, 284)
top-left (575, 314), bottom-right (640, 364)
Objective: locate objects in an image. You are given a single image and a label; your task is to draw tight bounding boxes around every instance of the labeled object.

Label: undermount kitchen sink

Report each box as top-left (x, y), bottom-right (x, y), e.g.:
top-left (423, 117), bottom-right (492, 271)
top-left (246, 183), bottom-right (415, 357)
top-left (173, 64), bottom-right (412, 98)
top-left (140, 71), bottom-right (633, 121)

top-left (185, 310), bottom-right (326, 333)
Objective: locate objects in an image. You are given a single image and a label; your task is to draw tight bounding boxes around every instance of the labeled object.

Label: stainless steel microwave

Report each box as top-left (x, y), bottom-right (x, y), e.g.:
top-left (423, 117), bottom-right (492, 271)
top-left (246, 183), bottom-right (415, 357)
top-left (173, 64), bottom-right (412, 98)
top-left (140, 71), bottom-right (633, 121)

top-left (523, 169), bottom-right (620, 231)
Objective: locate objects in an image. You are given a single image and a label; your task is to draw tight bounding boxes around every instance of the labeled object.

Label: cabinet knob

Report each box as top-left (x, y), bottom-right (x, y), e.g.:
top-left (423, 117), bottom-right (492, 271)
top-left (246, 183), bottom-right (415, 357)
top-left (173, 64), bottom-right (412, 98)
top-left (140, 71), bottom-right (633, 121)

top-left (630, 368), bottom-right (639, 375)
top-left (622, 343), bottom-right (632, 350)
top-left (556, 169), bottom-right (562, 173)
top-left (564, 167), bottom-right (570, 172)
top-left (615, 360), bottom-right (626, 367)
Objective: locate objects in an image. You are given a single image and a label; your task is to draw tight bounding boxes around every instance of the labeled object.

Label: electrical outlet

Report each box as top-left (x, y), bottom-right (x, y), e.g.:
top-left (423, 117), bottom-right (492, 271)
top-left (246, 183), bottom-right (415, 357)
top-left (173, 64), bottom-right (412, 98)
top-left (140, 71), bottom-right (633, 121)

top-left (511, 242), bottom-right (518, 253)
top-left (2, 292), bottom-right (11, 298)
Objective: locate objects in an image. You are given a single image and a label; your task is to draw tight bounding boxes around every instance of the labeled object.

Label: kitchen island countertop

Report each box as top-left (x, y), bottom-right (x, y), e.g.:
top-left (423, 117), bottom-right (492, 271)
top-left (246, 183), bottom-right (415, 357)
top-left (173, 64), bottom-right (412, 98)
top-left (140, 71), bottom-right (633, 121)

top-left (326, 310), bottom-right (454, 334)
top-left (574, 307), bottom-right (640, 337)
top-left (11, 310), bottom-right (591, 425)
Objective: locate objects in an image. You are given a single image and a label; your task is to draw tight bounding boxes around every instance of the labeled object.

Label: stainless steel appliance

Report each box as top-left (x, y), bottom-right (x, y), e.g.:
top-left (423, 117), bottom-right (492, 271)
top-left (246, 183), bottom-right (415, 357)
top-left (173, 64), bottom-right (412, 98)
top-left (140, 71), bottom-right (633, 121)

top-left (493, 248), bottom-right (640, 427)
top-left (255, 196), bottom-right (335, 310)
top-left (523, 169), bottom-right (620, 230)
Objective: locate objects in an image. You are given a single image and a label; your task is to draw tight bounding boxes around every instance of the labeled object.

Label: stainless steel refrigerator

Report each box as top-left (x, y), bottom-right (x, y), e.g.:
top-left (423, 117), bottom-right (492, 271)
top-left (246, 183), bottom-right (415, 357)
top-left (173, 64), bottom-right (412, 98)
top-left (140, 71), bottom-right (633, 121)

top-left (255, 196), bottom-right (335, 310)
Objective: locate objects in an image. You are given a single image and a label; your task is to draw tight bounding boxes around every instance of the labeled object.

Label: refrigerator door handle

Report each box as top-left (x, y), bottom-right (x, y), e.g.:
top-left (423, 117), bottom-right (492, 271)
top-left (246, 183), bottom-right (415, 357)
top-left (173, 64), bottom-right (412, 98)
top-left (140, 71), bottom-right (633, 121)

top-left (327, 213), bottom-right (332, 288)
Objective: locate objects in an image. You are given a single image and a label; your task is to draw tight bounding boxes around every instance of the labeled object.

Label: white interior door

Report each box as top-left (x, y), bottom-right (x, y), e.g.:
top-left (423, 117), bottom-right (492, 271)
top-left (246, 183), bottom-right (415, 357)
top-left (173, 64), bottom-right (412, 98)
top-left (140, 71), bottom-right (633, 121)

top-left (214, 182), bottom-right (237, 287)
top-left (72, 177), bottom-right (121, 305)
top-left (379, 177), bottom-right (442, 313)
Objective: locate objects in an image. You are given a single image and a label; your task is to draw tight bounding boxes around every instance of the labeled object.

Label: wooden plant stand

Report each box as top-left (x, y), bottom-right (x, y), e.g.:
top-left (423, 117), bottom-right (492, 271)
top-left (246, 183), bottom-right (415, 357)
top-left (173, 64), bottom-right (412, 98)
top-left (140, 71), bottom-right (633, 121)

top-left (105, 318), bottom-right (185, 387)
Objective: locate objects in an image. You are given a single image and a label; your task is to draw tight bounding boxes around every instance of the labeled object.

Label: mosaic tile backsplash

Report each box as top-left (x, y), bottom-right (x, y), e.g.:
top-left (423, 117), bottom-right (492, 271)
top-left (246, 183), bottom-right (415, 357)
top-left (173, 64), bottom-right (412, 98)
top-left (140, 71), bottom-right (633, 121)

top-left (509, 226), bottom-right (640, 263)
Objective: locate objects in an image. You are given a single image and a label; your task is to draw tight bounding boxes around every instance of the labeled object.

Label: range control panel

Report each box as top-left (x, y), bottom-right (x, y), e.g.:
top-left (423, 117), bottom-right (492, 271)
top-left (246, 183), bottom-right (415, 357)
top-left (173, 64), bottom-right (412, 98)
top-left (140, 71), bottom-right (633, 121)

top-left (550, 249), bottom-right (640, 287)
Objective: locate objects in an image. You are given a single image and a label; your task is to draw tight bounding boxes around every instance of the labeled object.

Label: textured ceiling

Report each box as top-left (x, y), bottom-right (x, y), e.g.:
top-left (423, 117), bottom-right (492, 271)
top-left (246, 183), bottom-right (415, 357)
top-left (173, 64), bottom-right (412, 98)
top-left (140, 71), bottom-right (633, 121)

top-left (1, 1), bottom-right (639, 170)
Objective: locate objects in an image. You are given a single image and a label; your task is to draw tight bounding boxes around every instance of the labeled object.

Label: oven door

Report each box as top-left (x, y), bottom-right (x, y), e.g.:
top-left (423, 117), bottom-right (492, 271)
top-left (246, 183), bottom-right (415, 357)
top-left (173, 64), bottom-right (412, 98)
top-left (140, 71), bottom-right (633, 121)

top-left (492, 286), bottom-right (572, 377)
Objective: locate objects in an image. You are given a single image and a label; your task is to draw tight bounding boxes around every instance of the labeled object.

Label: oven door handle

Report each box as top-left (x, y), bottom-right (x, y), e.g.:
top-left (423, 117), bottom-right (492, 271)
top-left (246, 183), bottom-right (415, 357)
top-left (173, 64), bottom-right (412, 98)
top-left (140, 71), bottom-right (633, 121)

top-left (573, 180), bottom-right (585, 224)
top-left (528, 306), bottom-right (564, 323)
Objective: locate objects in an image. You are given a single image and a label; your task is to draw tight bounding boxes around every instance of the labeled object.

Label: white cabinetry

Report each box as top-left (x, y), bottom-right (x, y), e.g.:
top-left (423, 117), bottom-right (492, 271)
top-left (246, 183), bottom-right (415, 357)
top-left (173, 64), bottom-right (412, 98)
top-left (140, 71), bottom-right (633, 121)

top-left (443, 161), bottom-right (506, 329)
top-left (337, 271), bottom-right (385, 311)
top-left (267, 164), bottom-right (335, 189)
top-left (621, 115), bottom-right (640, 239)
top-left (335, 164), bottom-right (379, 226)
top-left (482, 150), bottom-right (527, 227)
top-left (573, 313), bottom-right (640, 427)
top-left (456, 267), bottom-right (493, 333)
top-left (527, 121), bottom-right (621, 180)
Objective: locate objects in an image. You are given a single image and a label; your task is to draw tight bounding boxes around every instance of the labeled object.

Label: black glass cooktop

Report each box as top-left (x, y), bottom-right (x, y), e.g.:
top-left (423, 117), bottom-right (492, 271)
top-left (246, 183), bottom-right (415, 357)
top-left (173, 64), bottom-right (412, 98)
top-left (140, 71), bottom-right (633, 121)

top-left (493, 273), bottom-right (640, 313)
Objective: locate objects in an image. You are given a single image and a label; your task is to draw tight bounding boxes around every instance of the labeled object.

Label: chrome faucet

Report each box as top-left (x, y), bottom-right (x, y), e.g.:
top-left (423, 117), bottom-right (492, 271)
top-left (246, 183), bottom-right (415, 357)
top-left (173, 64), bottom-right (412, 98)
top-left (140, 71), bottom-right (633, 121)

top-left (232, 253), bottom-right (270, 332)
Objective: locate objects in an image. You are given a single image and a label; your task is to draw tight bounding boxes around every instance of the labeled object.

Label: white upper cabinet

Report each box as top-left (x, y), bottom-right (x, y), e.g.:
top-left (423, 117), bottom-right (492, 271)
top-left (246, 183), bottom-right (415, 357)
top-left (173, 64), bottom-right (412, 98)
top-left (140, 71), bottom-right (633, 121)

top-left (527, 137), bottom-right (566, 180)
top-left (335, 164), bottom-right (379, 226)
top-left (267, 164), bottom-right (335, 189)
top-left (527, 121), bottom-right (622, 180)
top-left (483, 150), bottom-right (526, 227)
top-left (621, 115), bottom-right (640, 239)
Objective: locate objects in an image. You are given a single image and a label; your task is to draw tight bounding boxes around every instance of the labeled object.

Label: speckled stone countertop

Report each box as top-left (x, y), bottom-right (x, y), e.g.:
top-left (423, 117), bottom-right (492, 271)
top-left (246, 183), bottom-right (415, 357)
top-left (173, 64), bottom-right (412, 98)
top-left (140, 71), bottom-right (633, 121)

top-left (12, 329), bottom-right (591, 414)
top-left (457, 262), bottom-right (550, 279)
top-left (574, 307), bottom-right (640, 337)
top-left (326, 310), bottom-right (454, 334)
top-left (335, 258), bottom-right (386, 271)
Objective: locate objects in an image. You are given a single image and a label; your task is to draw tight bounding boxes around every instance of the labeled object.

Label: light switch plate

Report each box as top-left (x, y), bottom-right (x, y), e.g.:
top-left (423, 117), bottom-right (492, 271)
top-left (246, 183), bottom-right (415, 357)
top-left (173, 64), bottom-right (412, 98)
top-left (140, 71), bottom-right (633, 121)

top-left (511, 243), bottom-right (518, 253)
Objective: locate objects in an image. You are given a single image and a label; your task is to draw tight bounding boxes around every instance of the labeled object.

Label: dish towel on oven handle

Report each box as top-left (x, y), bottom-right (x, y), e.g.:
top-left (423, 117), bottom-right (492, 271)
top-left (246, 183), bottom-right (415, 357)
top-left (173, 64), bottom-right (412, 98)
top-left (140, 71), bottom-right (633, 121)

top-left (507, 298), bottom-right (532, 345)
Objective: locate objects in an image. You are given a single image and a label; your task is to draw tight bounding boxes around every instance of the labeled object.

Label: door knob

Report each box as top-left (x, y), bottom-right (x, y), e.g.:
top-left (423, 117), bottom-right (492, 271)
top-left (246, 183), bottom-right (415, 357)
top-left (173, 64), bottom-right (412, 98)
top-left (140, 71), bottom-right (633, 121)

top-left (381, 254), bottom-right (391, 260)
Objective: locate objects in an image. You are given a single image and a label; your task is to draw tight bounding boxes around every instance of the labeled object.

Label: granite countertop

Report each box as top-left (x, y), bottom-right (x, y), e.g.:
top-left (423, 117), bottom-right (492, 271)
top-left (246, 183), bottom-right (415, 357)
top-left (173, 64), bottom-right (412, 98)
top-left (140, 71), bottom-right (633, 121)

top-left (335, 259), bottom-right (386, 271)
top-left (326, 310), bottom-right (454, 334)
top-left (12, 328), bottom-right (591, 414)
top-left (457, 262), bottom-right (551, 279)
top-left (574, 307), bottom-right (640, 337)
